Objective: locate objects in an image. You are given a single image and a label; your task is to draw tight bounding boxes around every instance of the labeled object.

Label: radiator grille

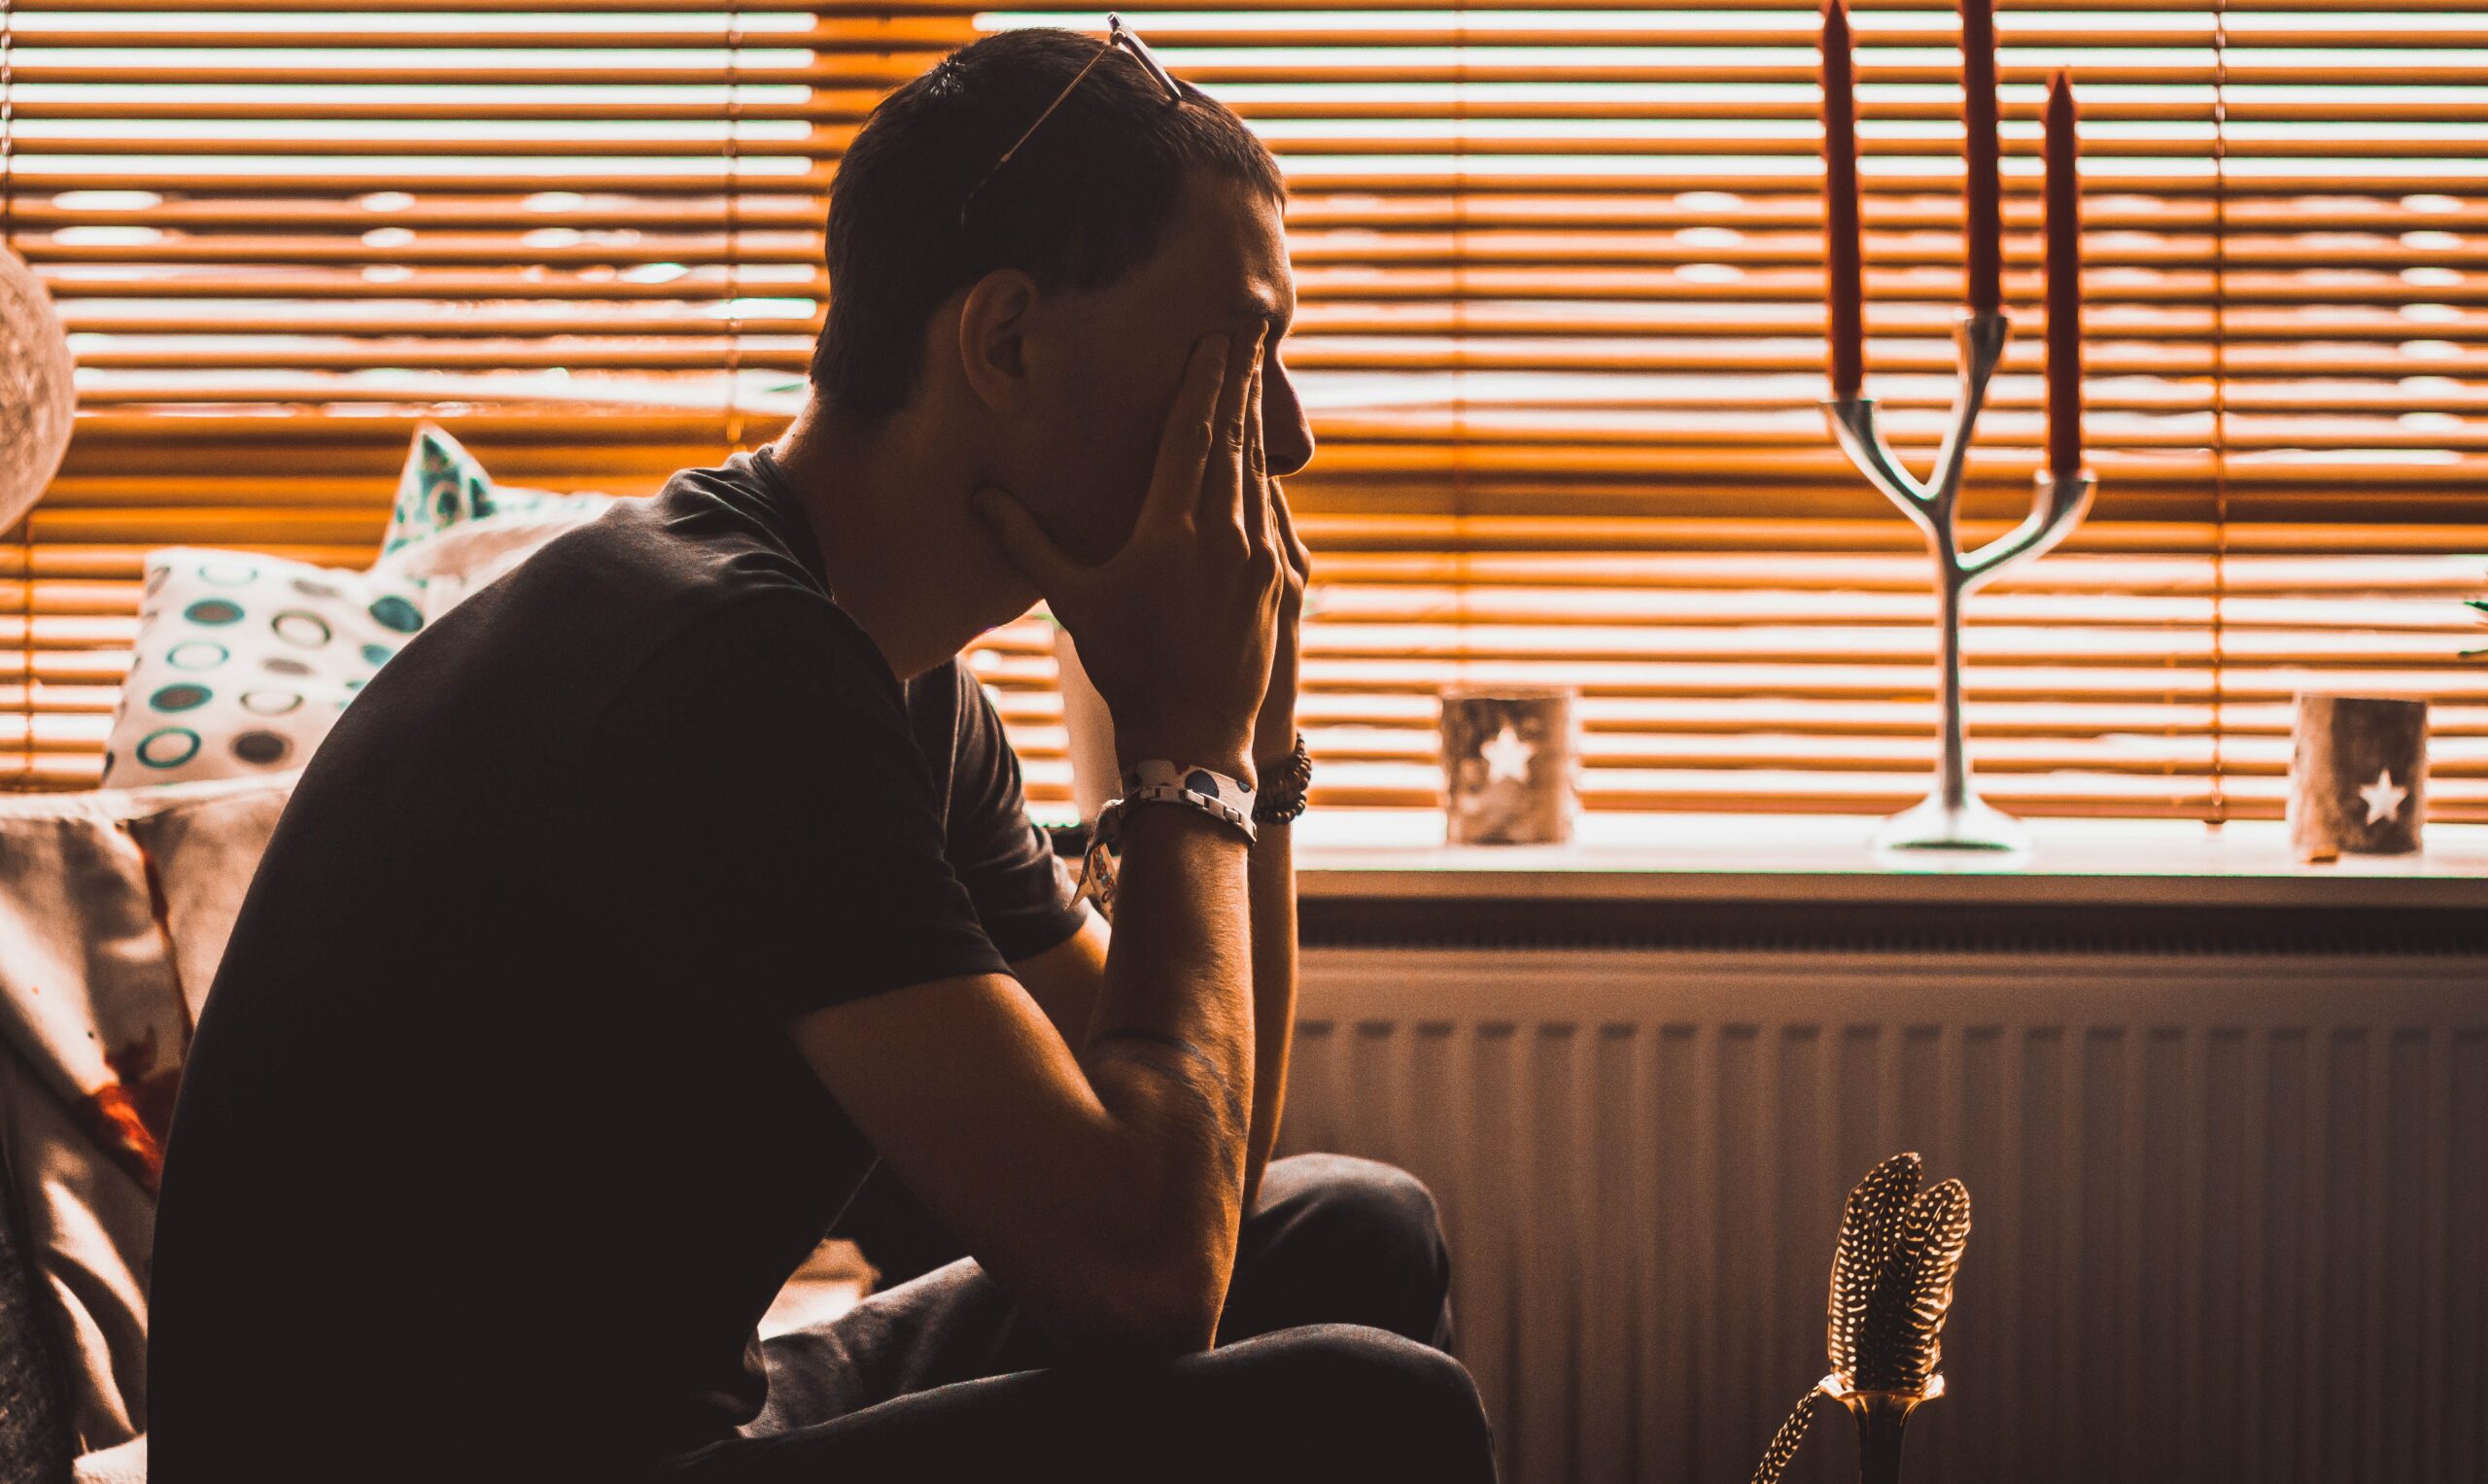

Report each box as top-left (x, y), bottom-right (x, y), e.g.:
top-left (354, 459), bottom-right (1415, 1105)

top-left (1279, 949), bottom-right (2488, 1484)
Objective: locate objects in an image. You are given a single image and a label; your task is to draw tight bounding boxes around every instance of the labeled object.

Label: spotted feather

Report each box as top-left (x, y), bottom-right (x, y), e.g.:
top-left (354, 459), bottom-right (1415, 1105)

top-left (1745, 1390), bottom-right (1817, 1484)
top-left (1826, 1152), bottom-right (1920, 1385)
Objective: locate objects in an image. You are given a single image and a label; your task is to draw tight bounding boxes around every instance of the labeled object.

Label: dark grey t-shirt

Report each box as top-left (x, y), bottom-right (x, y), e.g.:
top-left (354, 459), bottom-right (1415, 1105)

top-left (149, 450), bottom-right (1087, 1482)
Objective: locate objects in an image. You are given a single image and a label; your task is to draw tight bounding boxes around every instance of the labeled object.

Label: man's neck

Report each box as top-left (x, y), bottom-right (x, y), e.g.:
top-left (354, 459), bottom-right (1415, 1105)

top-left (762, 398), bottom-right (1033, 681)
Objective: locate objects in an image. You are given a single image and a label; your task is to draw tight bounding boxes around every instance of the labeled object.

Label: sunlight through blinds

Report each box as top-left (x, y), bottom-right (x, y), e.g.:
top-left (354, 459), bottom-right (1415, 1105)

top-left (2, 0), bottom-right (888, 788)
top-left (4, 1), bottom-right (2484, 820)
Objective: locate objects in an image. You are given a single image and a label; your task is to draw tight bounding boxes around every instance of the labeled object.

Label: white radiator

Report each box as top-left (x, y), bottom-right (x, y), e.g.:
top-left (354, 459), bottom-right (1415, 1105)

top-left (1280, 947), bottom-right (2488, 1484)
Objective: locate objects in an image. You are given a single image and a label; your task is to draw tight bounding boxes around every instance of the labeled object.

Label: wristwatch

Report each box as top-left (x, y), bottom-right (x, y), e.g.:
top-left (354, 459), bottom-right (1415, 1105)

top-left (1093, 757), bottom-right (1259, 850)
top-left (1077, 756), bottom-right (1259, 920)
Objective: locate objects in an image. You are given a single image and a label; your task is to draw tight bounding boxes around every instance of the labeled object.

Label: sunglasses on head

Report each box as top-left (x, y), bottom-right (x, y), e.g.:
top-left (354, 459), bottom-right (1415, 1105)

top-left (956, 14), bottom-right (1187, 231)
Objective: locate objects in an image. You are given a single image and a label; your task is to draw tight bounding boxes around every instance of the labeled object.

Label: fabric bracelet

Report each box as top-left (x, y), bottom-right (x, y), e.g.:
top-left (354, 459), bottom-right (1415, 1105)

top-left (1093, 758), bottom-right (1260, 850)
top-left (1076, 760), bottom-right (1260, 919)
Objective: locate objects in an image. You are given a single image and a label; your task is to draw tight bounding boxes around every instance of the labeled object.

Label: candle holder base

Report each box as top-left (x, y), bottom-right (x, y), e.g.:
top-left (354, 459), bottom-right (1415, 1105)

top-left (1826, 316), bottom-right (2094, 865)
top-left (1873, 791), bottom-right (2030, 855)
top-left (1818, 1374), bottom-right (1944, 1484)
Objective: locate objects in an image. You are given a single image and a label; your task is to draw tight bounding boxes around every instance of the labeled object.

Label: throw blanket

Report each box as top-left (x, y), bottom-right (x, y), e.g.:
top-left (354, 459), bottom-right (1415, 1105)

top-left (0, 772), bottom-right (300, 1464)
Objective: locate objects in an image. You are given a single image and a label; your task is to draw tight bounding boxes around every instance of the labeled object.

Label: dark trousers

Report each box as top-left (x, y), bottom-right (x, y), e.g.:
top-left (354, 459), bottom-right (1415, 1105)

top-left (639, 1154), bottom-right (1498, 1483)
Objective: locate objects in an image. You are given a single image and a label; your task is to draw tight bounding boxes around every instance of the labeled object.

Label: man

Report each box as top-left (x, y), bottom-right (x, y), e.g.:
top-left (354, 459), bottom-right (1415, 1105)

top-left (149, 25), bottom-right (1499, 1484)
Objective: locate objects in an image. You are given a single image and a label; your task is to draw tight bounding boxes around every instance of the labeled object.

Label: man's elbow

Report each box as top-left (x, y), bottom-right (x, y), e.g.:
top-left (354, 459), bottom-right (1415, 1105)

top-left (1116, 1249), bottom-right (1228, 1355)
top-left (1025, 1249), bottom-right (1227, 1362)
top-left (1020, 1104), bottom-right (1243, 1358)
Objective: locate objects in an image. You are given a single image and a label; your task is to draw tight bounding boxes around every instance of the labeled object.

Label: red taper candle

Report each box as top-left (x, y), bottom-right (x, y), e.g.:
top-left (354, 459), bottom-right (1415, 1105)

top-left (1820, 0), bottom-right (1865, 397)
top-left (1959, 0), bottom-right (2001, 314)
top-left (2043, 70), bottom-right (2083, 478)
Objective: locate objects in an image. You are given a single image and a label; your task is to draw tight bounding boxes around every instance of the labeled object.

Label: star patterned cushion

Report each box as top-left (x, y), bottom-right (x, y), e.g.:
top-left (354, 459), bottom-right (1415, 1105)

top-left (96, 550), bottom-right (430, 787)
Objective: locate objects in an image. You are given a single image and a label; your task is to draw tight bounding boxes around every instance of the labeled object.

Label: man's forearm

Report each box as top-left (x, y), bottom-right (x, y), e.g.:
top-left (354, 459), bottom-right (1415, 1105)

top-left (1240, 814), bottom-right (1296, 1211)
top-left (1073, 803), bottom-right (1257, 1349)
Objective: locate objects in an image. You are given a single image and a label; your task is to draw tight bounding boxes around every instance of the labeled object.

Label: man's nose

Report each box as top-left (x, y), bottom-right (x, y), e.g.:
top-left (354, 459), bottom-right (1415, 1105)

top-left (1262, 366), bottom-right (1318, 478)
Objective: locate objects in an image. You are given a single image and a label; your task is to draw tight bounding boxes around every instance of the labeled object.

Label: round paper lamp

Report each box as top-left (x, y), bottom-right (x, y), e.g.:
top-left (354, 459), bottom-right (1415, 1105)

top-left (0, 244), bottom-right (76, 532)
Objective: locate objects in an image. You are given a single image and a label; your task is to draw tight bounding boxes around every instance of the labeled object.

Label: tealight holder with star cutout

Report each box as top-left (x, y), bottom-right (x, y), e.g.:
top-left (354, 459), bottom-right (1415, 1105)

top-left (2289, 693), bottom-right (2428, 862)
top-left (1440, 686), bottom-right (1575, 846)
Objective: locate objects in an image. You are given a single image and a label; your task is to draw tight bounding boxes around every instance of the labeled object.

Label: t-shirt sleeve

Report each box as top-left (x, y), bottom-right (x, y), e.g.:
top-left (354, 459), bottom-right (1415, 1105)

top-left (575, 595), bottom-right (1011, 1023)
top-left (941, 663), bottom-right (1092, 964)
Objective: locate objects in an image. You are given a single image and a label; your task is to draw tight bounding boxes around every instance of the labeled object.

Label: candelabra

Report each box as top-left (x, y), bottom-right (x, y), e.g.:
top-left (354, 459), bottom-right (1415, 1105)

top-left (1824, 311), bottom-right (2095, 853)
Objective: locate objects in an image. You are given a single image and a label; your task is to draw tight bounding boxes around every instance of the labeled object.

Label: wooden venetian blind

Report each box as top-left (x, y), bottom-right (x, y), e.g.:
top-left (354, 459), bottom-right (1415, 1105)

top-left (2, 0), bottom-right (912, 789)
top-left (7, 3), bottom-right (2486, 821)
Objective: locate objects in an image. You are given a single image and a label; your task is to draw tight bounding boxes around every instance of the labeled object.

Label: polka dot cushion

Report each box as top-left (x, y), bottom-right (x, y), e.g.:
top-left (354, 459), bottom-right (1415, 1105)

top-left (374, 422), bottom-right (618, 621)
top-left (98, 549), bottom-right (431, 786)
top-left (99, 425), bottom-right (619, 789)
top-left (381, 422), bottom-right (616, 561)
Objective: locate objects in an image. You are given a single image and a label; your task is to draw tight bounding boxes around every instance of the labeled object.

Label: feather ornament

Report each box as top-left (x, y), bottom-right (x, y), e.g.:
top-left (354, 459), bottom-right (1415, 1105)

top-left (1825, 1152), bottom-right (1920, 1383)
top-left (1745, 1391), bottom-right (1817, 1484)
top-left (1747, 1155), bottom-right (1973, 1484)
top-left (1827, 1156), bottom-right (1973, 1395)
top-left (1882, 1178), bottom-right (1973, 1391)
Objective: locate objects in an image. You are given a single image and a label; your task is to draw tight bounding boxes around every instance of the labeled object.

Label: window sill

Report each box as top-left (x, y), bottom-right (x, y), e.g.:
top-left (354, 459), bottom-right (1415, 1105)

top-left (1277, 811), bottom-right (2488, 955)
top-left (1287, 810), bottom-right (2488, 911)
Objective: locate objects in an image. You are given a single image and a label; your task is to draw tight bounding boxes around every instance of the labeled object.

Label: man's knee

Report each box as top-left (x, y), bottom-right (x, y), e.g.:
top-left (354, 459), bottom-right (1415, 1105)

top-left (1233, 1155), bottom-right (1456, 1349)
top-left (1261, 1154), bottom-right (1448, 1279)
top-left (1230, 1325), bottom-right (1494, 1478)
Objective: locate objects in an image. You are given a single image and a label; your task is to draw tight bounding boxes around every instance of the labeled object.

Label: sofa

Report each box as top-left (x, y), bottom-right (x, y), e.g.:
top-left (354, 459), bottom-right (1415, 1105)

top-left (0, 770), bottom-right (303, 1484)
top-left (1, 1110), bottom-right (77, 1483)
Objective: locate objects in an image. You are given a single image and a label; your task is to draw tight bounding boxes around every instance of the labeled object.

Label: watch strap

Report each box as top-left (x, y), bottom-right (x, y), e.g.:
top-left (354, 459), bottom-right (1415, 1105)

top-left (1092, 758), bottom-right (1260, 851)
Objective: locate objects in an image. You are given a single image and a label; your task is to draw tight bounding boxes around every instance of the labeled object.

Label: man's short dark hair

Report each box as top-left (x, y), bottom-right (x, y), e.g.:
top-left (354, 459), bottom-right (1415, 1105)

top-left (811, 27), bottom-right (1286, 418)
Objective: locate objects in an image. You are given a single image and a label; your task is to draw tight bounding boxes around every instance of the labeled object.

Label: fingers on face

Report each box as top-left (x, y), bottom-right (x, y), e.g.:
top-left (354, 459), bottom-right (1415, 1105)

top-left (1272, 480), bottom-right (1313, 584)
top-left (1203, 327), bottom-right (1263, 535)
top-left (1144, 332), bottom-right (1231, 535)
top-left (1243, 357), bottom-right (1273, 554)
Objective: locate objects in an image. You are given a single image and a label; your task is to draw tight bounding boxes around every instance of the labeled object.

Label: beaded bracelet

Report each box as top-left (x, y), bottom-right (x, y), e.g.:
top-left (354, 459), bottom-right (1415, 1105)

top-left (1252, 732), bottom-right (1313, 825)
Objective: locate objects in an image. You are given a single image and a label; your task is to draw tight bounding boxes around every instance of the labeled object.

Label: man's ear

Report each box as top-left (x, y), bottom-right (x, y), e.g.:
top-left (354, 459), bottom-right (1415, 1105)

top-left (955, 268), bottom-right (1039, 414)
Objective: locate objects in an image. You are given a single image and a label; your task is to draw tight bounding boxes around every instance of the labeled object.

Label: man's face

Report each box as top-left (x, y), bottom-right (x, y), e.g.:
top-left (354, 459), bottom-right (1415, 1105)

top-left (1004, 174), bottom-right (1312, 569)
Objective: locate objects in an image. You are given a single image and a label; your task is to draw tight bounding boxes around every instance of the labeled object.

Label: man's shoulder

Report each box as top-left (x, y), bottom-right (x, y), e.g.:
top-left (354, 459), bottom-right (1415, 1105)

top-left (578, 585), bottom-right (909, 786)
top-left (519, 465), bottom-right (826, 626)
top-left (629, 583), bottom-right (894, 706)
top-left (448, 461), bottom-right (854, 694)
top-left (296, 466), bottom-right (863, 807)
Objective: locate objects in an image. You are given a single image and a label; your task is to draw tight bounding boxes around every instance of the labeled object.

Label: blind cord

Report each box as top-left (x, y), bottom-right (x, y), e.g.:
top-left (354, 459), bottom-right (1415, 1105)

top-left (2207, 0), bottom-right (2230, 829)
top-left (4, 0), bottom-right (29, 791)
top-left (723, 0), bottom-right (746, 452)
top-left (0, 0), bottom-right (13, 243)
top-left (1451, 0), bottom-right (1471, 692)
